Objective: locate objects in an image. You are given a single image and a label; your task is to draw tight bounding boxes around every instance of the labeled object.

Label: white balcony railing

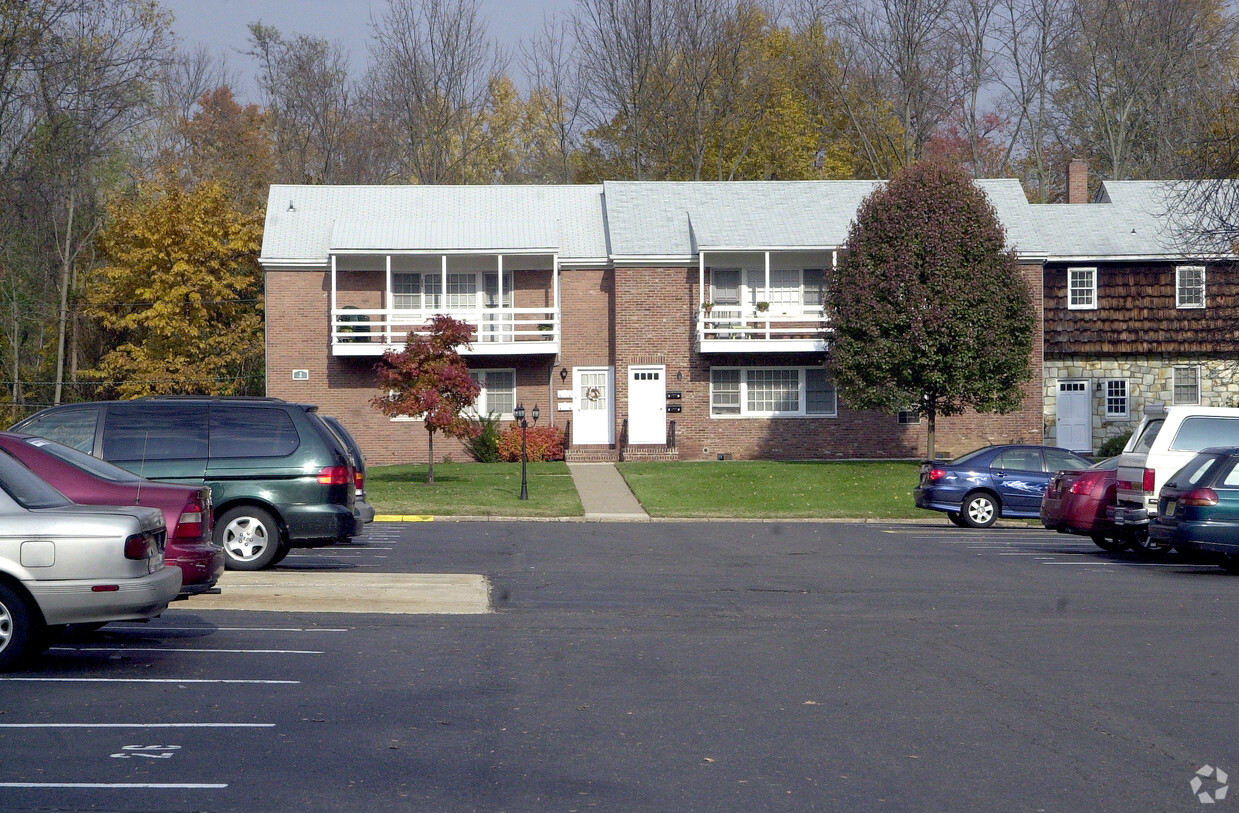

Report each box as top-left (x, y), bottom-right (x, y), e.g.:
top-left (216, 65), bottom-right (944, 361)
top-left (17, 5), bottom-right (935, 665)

top-left (697, 307), bottom-right (829, 353)
top-left (331, 307), bottom-right (559, 356)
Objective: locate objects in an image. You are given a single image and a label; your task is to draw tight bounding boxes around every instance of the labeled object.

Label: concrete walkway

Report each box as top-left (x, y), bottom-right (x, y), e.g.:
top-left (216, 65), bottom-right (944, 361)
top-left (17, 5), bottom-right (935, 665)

top-left (566, 462), bottom-right (650, 521)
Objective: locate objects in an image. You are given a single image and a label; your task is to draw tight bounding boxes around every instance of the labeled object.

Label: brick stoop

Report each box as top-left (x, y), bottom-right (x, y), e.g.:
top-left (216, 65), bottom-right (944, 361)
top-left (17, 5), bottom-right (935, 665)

top-left (619, 446), bottom-right (680, 462)
top-left (565, 447), bottom-right (620, 463)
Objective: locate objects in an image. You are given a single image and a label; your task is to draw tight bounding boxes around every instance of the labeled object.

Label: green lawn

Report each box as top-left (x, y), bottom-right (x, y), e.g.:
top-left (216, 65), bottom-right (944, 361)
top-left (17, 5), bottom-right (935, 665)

top-left (617, 460), bottom-right (924, 518)
top-left (366, 462), bottom-right (584, 517)
top-left (366, 459), bottom-right (924, 519)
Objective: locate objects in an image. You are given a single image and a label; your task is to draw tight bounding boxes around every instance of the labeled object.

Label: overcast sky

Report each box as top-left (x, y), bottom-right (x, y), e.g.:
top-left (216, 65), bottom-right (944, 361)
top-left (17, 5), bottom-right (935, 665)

top-left (161, 0), bottom-right (577, 100)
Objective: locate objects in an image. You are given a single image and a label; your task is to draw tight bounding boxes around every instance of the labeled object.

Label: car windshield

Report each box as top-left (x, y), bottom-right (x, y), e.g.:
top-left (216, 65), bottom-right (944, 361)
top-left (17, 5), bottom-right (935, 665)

top-left (23, 436), bottom-right (142, 483)
top-left (0, 449), bottom-right (72, 509)
top-left (1090, 457), bottom-right (1122, 471)
top-left (1169, 453), bottom-right (1225, 488)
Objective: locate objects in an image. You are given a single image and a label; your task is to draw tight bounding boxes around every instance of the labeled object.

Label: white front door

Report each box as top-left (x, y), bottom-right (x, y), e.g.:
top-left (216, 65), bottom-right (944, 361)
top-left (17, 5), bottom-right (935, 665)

top-left (573, 367), bottom-right (613, 445)
top-left (628, 365), bottom-right (666, 445)
top-left (1056, 380), bottom-right (1092, 453)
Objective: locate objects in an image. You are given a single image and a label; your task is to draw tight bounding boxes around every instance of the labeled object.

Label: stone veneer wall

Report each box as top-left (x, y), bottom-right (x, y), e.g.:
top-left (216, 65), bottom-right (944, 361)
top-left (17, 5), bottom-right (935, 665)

top-left (1043, 355), bottom-right (1239, 451)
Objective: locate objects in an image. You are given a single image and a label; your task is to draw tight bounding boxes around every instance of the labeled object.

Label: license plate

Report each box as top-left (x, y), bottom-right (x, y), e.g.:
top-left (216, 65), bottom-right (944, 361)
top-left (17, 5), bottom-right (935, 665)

top-left (1164, 500), bottom-right (1176, 516)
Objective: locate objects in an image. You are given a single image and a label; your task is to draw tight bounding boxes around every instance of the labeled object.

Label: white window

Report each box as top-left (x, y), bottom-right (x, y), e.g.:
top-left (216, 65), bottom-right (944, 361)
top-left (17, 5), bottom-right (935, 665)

top-left (447, 273), bottom-right (477, 308)
top-left (710, 267), bottom-right (828, 312)
top-left (1176, 265), bottom-right (1206, 309)
top-left (805, 369), bottom-right (837, 415)
top-left (393, 270), bottom-right (508, 310)
top-left (1104, 379), bottom-right (1129, 419)
top-left (898, 409), bottom-right (921, 425)
top-left (1067, 267), bottom-right (1096, 310)
top-left (710, 367), bottom-right (837, 418)
top-left (392, 272), bottom-right (422, 309)
top-left (710, 369), bottom-right (741, 415)
top-left (468, 369), bottom-right (516, 418)
top-left (1173, 366), bottom-right (1201, 405)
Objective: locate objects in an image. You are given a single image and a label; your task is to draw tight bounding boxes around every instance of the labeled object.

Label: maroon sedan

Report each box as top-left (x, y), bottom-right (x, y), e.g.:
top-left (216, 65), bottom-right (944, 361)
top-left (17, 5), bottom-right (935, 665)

top-left (1040, 456), bottom-right (1125, 552)
top-left (0, 432), bottom-right (222, 595)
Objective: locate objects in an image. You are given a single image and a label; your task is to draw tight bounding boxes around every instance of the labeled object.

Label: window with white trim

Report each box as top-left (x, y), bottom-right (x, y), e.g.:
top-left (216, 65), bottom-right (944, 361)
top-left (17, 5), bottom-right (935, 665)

top-left (392, 272), bottom-right (441, 309)
top-left (898, 409), bottom-right (921, 425)
top-left (1176, 265), bottom-right (1206, 309)
top-left (468, 369), bottom-right (516, 418)
top-left (1104, 379), bottom-right (1129, 419)
top-left (393, 270), bottom-right (512, 310)
top-left (1173, 366), bottom-right (1201, 405)
top-left (710, 367), bottom-right (837, 417)
top-left (1067, 267), bottom-right (1096, 310)
top-left (708, 267), bottom-right (828, 312)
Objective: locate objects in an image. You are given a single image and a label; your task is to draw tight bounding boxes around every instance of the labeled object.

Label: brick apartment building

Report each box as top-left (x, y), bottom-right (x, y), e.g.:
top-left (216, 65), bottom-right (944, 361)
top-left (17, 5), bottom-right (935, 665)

top-left (257, 177), bottom-right (1234, 466)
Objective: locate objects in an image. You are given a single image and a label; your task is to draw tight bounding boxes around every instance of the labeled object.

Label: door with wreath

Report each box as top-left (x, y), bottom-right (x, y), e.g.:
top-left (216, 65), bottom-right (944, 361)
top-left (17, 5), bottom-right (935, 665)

top-left (573, 367), bottom-right (614, 445)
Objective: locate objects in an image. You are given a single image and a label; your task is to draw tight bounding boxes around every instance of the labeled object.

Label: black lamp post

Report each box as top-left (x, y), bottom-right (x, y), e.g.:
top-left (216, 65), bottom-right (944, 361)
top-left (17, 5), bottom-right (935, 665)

top-left (515, 402), bottom-right (540, 500)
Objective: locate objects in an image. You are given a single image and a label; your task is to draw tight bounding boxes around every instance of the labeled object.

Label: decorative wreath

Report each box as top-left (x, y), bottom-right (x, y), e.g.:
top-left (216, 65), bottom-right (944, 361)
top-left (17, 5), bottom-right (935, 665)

top-left (585, 386), bottom-right (602, 402)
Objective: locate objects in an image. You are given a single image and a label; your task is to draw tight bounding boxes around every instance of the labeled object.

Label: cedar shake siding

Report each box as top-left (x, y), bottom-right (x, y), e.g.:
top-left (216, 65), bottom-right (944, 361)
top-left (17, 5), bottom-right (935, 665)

top-left (1044, 261), bottom-right (1239, 356)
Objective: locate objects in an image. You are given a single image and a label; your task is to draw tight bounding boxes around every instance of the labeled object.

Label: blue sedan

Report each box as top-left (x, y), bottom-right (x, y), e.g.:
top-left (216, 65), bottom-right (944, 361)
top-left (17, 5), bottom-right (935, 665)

top-left (914, 445), bottom-right (1093, 528)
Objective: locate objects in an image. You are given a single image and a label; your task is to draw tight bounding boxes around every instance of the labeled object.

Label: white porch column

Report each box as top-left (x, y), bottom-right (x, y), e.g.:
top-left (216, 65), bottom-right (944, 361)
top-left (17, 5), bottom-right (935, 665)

top-left (385, 255), bottom-right (392, 344)
top-left (330, 254), bottom-right (337, 345)
top-left (553, 254), bottom-right (561, 339)
top-left (441, 255), bottom-right (448, 311)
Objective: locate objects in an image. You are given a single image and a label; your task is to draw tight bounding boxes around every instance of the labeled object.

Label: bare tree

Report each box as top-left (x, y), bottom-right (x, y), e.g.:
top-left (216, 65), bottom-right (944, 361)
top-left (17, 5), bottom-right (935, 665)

top-left (993, 0), bottom-right (1068, 200)
top-left (832, 0), bottom-right (959, 167)
top-left (520, 15), bottom-right (585, 183)
top-left (366, 0), bottom-right (506, 184)
top-left (572, 0), bottom-right (674, 179)
top-left (30, 0), bottom-right (174, 404)
top-left (248, 23), bottom-right (356, 184)
top-left (1051, 0), bottom-right (1238, 181)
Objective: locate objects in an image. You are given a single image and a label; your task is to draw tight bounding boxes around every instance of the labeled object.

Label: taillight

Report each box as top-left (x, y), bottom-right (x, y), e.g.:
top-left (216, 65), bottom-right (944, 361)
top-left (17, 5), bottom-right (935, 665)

top-left (1143, 468), bottom-right (1156, 493)
top-left (318, 465), bottom-right (350, 485)
top-left (1070, 472), bottom-right (1102, 495)
top-left (1182, 488), bottom-right (1219, 507)
top-left (173, 494), bottom-right (207, 540)
top-left (124, 533), bottom-right (157, 560)
top-left (355, 470), bottom-right (365, 491)
top-left (928, 468), bottom-right (947, 482)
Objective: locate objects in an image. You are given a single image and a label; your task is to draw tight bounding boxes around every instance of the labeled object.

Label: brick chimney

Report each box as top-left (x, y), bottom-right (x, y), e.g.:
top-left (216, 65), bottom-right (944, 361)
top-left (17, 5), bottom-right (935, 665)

top-left (1067, 159), bottom-right (1089, 204)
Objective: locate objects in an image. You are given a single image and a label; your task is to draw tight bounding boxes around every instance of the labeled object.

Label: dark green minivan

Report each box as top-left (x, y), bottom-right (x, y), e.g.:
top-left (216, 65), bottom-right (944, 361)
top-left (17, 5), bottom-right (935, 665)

top-left (12, 397), bottom-right (359, 570)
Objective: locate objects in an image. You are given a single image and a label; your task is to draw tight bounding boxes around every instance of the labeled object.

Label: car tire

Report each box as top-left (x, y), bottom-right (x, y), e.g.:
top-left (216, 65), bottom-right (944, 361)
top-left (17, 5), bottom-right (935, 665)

top-left (960, 492), bottom-right (998, 529)
top-left (1090, 533), bottom-right (1130, 553)
top-left (0, 582), bottom-right (37, 671)
top-left (1128, 529), bottom-right (1173, 558)
top-left (217, 506), bottom-right (283, 571)
top-left (947, 511), bottom-right (968, 527)
top-left (268, 541), bottom-right (292, 567)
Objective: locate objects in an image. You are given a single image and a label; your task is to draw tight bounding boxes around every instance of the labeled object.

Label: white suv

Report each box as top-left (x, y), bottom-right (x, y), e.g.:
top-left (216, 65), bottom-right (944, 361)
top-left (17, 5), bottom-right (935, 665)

top-left (1110, 404), bottom-right (1239, 552)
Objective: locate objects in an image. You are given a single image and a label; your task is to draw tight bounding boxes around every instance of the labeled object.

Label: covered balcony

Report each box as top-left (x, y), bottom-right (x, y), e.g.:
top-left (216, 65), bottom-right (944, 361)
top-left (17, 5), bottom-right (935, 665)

top-left (329, 250), bottom-right (560, 357)
top-left (697, 250), bottom-right (831, 353)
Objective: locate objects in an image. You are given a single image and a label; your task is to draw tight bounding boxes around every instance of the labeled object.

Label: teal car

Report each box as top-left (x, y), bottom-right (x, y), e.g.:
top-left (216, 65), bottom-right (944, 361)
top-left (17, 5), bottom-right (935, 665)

top-left (1148, 447), bottom-right (1239, 571)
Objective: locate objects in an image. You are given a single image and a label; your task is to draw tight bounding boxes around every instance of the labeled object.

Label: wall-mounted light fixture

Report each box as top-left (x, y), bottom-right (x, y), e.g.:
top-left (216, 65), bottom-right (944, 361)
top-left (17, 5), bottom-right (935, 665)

top-left (560, 367), bottom-right (568, 383)
top-left (676, 371), bottom-right (683, 381)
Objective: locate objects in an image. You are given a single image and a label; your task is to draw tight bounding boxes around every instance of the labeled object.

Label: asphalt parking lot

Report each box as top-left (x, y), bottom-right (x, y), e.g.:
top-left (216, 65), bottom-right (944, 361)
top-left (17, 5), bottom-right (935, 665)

top-left (1, 520), bottom-right (1236, 812)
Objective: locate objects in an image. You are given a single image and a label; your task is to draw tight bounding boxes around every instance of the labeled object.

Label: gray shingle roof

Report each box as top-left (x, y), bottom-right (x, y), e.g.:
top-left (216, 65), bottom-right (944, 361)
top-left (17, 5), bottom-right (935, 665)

top-left (261, 184), bottom-right (609, 264)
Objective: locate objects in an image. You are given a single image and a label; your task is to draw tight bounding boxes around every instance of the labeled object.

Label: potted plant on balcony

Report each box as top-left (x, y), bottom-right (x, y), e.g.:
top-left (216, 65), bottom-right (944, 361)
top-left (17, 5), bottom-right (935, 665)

top-left (701, 301), bottom-right (715, 314)
top-left (755, 301), bottom-right (770, 313)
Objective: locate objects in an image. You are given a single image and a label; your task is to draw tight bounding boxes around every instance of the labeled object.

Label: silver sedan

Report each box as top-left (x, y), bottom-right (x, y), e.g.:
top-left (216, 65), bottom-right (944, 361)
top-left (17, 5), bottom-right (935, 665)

top-left (0, 450), bottom-right (181, 669)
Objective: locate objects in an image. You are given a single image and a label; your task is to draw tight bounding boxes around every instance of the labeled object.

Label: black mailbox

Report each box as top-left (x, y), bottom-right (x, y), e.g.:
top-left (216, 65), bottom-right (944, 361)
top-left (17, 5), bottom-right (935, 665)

top-left (667, 404), bottom-right (682, 413)
top-left (666, 391), bottom-right (682, 399)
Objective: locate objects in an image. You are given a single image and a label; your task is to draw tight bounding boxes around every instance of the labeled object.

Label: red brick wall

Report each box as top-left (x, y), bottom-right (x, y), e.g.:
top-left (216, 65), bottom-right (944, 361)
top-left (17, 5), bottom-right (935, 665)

top-left (266, 258), bottom-right (1044, 465)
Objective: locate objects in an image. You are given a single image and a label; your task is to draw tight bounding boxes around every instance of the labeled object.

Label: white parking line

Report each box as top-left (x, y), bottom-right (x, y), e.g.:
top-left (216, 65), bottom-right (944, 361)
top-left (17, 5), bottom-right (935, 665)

top-left (0, 782), bottom-right (228, 789)
top-left (0, 722), bottom-right (274, 728)
top-left (117, 627), bottom-right (348, 633)
top-left (47, 647), bottom-right (323, 655)
top-left (0, 678), bottom-right (298, 684)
